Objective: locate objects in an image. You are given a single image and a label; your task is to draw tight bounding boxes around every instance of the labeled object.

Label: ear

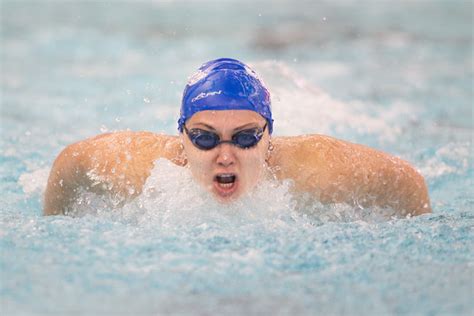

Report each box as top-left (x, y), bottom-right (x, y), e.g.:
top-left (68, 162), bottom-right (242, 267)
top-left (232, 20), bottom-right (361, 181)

top-left (175, 152), bottom-right (188, 167)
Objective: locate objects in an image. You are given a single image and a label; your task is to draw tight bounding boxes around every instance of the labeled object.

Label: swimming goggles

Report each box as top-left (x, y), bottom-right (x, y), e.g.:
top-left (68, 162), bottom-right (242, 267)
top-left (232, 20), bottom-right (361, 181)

top-left (183, 123), bottom-right (267, 150)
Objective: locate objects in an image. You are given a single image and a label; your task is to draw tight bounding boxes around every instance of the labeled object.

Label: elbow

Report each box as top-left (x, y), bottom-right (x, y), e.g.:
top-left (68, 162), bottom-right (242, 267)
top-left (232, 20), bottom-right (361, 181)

top-left (406, 168), bottom-right (432, 216)
top-left (43, 172), bottom-right (70, 216)
top-left (42, 143), bottom-right (85, 216)
top-left (43, 179), bottom-right (66, 216)
top-left (43, 201), bottom-right (64, 216)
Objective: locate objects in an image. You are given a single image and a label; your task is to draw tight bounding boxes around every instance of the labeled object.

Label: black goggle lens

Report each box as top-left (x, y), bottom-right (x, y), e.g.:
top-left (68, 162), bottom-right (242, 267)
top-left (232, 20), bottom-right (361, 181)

top-left (232, 131), bottom-right (259, 148)
top-left (192, 132), bottom-right (220, 149)
top-left (184, 124), bottom-right (266, 150)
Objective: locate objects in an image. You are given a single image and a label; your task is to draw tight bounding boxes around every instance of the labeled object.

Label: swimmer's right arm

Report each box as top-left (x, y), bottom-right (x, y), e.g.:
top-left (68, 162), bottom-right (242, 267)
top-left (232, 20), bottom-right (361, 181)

top-left (43, 132), bottom-right (184, 215)
top-left (44, 142), bottom-right (89, 215)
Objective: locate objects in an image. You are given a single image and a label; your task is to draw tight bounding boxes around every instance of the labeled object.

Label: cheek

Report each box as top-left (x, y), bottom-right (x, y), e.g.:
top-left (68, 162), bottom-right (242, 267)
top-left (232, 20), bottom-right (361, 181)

top-left (250, 142), bottom-right (269, 167)
top-left (184, 146), bottom-right (213, 176)
top-left (240, 150), bottom-right (267, 180)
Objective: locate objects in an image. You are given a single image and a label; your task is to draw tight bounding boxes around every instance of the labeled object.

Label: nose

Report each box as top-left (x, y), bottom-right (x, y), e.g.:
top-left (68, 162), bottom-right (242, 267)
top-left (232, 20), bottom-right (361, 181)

top-left (215, 143), bottom-right (236, 167)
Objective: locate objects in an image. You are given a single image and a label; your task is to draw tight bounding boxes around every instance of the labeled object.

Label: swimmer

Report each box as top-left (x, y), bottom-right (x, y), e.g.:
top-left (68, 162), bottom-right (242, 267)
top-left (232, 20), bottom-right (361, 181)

top-left (44, 58), bottom-right (431, 216)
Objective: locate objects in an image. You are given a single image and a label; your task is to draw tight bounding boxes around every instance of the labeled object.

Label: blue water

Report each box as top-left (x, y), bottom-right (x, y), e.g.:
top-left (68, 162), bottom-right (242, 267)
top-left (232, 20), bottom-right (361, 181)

top-left (1, 1), bottom-right (473, 315)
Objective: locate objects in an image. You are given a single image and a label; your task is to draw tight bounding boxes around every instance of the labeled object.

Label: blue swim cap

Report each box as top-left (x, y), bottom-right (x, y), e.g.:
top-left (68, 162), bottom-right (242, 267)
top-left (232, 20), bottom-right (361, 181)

top-left (178, 58), bottom-right (273, 134)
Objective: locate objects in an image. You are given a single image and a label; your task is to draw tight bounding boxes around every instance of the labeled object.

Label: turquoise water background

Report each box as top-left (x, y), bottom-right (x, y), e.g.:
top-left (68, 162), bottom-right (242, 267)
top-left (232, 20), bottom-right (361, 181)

top-left (1, 1), bottom-right (473, 315)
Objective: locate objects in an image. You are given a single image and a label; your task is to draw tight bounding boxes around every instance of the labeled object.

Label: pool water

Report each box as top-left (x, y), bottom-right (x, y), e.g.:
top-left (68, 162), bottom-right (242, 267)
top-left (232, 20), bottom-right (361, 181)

top-left (1, 1), bottom-right (473, 315)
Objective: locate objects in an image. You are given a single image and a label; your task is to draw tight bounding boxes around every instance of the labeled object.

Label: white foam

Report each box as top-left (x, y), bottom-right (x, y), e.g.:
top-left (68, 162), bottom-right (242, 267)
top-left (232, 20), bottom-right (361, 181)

top-left (252, 60), bottom-right (413, 142)
top-left (120, 158), bottom-right (297, 229)
top-left (64, 158), bottom-right (400, 225)
top-left (304, 62), bottom-right (351, 78)
top-left (18, 167), bottom-right (50, 195)
top-left (418, 142), bottom-right (471, 179)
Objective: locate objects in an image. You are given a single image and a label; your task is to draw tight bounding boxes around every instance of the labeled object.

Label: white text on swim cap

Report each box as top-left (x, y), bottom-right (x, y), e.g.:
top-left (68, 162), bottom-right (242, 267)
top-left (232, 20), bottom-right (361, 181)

top-left (191, 90), bottom-right (222, 103)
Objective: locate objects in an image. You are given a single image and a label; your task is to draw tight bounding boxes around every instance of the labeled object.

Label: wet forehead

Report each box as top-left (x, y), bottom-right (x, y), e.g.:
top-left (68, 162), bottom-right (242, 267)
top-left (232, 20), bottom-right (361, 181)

top-left (187, 110), bottom-right (265, 130)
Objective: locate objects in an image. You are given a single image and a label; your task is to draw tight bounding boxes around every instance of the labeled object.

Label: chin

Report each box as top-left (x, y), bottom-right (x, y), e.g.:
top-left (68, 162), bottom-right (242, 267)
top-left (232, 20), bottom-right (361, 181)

top-left (212, 186), bottom-right (244, 203)
top-left (212, 188), bottom-right (241, 203)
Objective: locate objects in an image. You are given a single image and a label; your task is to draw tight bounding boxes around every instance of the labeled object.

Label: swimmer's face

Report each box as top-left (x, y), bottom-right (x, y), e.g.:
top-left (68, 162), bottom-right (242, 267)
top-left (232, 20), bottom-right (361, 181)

top-left (181, 110), bottom-right (270, 202)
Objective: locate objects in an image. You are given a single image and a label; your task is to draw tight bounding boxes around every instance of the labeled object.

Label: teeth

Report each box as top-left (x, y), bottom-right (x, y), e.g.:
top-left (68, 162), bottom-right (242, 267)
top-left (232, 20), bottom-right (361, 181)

top-left (218, 182), bottom-right (234, 189)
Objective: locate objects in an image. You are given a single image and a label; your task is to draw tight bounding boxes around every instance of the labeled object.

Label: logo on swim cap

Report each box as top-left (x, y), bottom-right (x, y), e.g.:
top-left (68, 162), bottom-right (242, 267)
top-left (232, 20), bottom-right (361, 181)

top-left (178, 58), bottom-right (273, 134)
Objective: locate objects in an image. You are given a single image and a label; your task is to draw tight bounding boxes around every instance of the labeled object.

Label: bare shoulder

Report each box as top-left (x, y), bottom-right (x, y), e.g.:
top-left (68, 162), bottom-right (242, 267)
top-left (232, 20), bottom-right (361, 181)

top-left (269, 134), bottom-right (405, 168)
top-left (62, 131), bottom-right (183, 185)
top-left (268, 134), bottom-right (431, 215)
top-left (268, 134), bottom-right (358, 178)
top-left (44, 131), bottom-right (183, 215)
top-left (72, 131), bottom-right (183, 166)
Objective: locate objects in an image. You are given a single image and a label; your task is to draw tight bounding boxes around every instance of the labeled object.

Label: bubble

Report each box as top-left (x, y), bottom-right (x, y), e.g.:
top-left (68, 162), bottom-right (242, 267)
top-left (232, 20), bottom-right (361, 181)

top-left (100, 125), bottom-right (108, 133)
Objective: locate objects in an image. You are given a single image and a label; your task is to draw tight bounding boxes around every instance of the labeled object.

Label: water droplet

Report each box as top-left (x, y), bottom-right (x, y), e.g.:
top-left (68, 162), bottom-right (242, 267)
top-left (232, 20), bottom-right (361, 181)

top-left (100, 125), bottom-right (108, 133)
top-left (115, 117), bottom-right (121, 122)
top-left (143, 97), bottom-right (150, 103)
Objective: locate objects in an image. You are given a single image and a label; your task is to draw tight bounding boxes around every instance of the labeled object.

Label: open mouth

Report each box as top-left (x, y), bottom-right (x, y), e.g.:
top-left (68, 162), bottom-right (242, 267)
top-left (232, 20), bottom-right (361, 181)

top-left (213, 173), bottom-right (238, 197)
top-left (215, 174), bottom-right (236, 185)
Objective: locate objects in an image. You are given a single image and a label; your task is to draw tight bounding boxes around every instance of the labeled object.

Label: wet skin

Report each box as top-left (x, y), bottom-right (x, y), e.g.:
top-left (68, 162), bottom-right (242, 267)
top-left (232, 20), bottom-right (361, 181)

top-left (181, 110), bottom-right (270, 202)
top-left (43, 111), bottom-right (432, 216)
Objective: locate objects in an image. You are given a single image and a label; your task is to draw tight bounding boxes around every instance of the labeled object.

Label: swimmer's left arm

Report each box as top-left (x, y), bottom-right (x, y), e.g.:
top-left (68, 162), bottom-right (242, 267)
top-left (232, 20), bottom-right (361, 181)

top-left (269, 135), bottom-right (431, 216)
